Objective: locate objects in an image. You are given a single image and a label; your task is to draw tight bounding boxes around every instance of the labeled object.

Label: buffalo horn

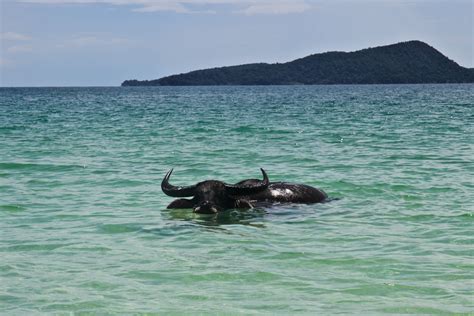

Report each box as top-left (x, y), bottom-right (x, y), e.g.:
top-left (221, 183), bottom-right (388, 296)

top-left (161, 169), bottom-right (197, 197)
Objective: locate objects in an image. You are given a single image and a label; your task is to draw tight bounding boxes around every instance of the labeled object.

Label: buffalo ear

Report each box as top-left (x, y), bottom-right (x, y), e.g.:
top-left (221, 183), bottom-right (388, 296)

top-left (167, 199), bottom-right (194, 209)
top-left (234, 199), bottom-right (253, 209)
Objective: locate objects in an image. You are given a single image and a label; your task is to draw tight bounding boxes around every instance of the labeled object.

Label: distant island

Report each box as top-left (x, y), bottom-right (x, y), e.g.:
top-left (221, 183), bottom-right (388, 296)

top-left (122, 41), bottom-right (474, 86)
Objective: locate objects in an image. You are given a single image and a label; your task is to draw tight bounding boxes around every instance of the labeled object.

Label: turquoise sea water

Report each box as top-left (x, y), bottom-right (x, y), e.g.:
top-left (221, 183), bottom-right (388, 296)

top-left (1, 85), bottom-right (473, 314)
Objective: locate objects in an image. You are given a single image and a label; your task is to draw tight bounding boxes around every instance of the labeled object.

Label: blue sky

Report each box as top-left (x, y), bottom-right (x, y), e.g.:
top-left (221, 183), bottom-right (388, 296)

top-left (1, 0), bottom-right (472, 86)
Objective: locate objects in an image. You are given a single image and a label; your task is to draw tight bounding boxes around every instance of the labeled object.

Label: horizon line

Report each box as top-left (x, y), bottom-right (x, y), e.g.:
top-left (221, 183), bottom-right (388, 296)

top-left (2, 83), bottom-right (474, 88)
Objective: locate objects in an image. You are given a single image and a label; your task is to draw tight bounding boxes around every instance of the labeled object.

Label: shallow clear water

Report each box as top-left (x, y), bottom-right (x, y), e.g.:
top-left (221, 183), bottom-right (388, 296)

top-left (1, 85), bottom-right (473, 314)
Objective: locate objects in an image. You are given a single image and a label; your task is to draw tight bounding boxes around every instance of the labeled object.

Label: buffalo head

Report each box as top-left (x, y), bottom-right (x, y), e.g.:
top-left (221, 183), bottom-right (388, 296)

top-left (162, 168), bottom-right (269, 214)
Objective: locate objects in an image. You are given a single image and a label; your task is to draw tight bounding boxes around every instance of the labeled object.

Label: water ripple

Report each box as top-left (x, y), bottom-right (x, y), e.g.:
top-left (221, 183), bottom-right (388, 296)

top-left (0, 85), bottom-right (473, 314)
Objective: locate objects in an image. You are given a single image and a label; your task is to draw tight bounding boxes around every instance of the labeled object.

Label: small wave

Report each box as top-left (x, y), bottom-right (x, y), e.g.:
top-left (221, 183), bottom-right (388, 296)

top-left (0, 125), bottom-right (27, 131)
top-left (104, 179), bottom-right (148, 187)
top-left (399, 213), bottom-right (473, 222)
top-left (380, 306), bottom-right (460, 314)
top-left (188, 126), bottom-right (220, 133)
top-left (0, 204), bottom-right (26, 213)
top-left (231, 125), bottom-right (295, 135)
top-left (98, 223), bottom-right (141, 234)
top-left (4, 243), bottom-right (72, 252)
top-left (230, 125), bottom-right (261, 133)
top-left (0, 162), bottom-right (84, 172)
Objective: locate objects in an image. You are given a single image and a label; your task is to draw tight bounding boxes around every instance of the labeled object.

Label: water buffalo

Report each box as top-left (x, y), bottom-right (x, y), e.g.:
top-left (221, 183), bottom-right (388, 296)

top-left (162, 168), bottom-right (328, 214)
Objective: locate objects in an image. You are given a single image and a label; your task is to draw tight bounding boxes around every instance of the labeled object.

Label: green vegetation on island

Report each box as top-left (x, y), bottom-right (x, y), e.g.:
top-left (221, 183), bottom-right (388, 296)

top-left (122, 41), bottom-right (474, 86)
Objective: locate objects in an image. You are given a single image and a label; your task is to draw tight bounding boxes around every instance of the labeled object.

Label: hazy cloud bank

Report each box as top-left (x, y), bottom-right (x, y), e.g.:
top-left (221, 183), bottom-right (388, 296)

top-left (19, 0), bottom-right (314, 14)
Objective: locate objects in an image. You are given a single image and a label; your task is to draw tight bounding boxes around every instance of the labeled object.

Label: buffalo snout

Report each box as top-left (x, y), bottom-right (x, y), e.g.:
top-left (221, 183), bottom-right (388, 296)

top-left (193, 201), bottom-right (219, 214)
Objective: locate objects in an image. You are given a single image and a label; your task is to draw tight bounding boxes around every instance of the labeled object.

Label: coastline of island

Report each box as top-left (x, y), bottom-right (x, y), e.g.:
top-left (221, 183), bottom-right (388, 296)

top-left (122, 41), bottom-right (474, 86)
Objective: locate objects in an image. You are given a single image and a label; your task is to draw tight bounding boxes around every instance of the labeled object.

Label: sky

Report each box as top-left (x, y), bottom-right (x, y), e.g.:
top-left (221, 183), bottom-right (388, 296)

top-left (0, 0), bottom-right (472, 86)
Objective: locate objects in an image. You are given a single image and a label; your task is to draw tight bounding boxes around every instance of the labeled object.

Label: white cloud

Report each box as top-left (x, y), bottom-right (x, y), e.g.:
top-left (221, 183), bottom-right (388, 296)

top-left (7, 45), bottom-right (34, 53)
top-left (131, 2), bottom-right (190, 13)
top-left (241, 2), bottom-right (311, 15)
top-left (0, 57), bottom-right (15, 68)
top-left (18, 0), bottom-right (314, 14)
top-left (57, 35), bottom-right (129, 48)
top-left (1, 32), bottom-right (32, 41)
top-left (1, 33), bottom-right (33, 57)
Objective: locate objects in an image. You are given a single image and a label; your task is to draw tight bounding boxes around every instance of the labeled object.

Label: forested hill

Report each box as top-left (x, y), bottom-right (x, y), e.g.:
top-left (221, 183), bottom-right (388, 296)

top-left (122, 41), bottom-right (474, 86)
